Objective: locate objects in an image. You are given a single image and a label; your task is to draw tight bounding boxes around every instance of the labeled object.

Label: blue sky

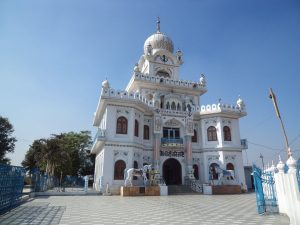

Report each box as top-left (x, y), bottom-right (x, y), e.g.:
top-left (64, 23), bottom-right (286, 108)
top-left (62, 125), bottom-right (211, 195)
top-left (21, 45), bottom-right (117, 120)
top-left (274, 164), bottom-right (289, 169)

top-left (1, 0), bottom-right (300, 167)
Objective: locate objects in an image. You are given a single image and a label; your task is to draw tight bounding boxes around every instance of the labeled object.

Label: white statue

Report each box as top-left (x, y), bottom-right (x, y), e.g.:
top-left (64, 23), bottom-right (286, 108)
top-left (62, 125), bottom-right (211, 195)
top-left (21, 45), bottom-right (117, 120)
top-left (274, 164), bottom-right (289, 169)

top-left (124, 164), bottom-right (152, 187)
top-left (176, 49), bottom-right (183, 62)
top-left (236, 95), bottom-right (245, 110)
top-left (146, 43), bottom-right (152, 56)
top-left (134, 63), bottom-right (139, 73)
top-left (200, 74), bottom-right (206, 86)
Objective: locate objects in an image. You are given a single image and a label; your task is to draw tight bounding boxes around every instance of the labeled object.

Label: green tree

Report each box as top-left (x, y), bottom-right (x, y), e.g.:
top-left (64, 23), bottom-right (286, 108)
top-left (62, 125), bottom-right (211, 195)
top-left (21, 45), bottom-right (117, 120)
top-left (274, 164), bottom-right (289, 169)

top-left (0, 116), bottom-right (17, 164)
top-left (22, 131), bottom-right (94, 177)
top-left (21, 139), bottom-right (47, 173)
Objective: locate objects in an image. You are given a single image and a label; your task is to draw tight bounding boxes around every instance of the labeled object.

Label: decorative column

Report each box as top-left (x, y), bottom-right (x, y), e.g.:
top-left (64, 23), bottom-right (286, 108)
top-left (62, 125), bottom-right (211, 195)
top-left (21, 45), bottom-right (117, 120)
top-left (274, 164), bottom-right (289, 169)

top-left (153, 114), bottom-right (162, 173)
top-left (185, 117), bottom-right (195, 180)
top-left (185, 135), bottom-right (194, 180)
top-left (153, 134), bottom-right (161, 171)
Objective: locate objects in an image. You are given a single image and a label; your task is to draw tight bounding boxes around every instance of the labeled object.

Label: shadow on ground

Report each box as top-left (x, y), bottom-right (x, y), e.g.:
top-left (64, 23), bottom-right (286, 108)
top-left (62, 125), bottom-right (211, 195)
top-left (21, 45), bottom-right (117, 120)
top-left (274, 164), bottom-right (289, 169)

top-left (0, 202), bottom-right (65, 225)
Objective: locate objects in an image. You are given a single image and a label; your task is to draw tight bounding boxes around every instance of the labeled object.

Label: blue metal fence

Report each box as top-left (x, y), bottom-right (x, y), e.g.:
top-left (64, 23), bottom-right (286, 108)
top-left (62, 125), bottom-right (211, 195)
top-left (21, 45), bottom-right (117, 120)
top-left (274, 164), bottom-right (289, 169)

top-left (0, 164), bottom-right (25, 214)
top-left (31, 168), bottom-right (59, 192)
top-left (252, 164), bottom-right (278, 214)
top-left (32, 169), bottom-right (85, 192)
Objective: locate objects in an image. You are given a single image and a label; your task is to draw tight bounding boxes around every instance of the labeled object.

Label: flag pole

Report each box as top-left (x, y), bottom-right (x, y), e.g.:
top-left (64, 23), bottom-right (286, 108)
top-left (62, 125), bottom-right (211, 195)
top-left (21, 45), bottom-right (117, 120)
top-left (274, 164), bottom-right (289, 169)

top-left (269, 88), bottom-right (291, 158)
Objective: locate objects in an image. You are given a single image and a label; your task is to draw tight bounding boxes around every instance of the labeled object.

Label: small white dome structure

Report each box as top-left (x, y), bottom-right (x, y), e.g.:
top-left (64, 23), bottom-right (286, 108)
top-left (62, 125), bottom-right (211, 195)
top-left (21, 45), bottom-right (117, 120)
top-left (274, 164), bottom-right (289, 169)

top-left (237, 96), bottom-right (245, 110)
top-left (102, 79), bottom-right (110, 89)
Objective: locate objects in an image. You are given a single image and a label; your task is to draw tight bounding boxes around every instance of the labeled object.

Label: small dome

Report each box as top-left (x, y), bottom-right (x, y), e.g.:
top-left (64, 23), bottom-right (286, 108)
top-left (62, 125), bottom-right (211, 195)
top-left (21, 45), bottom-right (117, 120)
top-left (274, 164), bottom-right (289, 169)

top-left (237, 96), bottom-right (245, 109)
top-left (102, 79), bottom-right (110, 89)
top-left (134, 63), bottom-right (139, 72)
top-left (144, 32), bottom-right (174, 54)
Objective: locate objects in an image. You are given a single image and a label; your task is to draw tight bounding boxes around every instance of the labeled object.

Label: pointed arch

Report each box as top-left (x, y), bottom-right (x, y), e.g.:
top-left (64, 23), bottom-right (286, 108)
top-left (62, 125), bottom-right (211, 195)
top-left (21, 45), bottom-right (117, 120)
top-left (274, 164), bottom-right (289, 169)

top-left (116, 116), bottom-right (128, 134)
top-left (166, 102), bottom-right (170, 109)
top-left (207, 126), bottom-right (217, 141)
top-left (192, 129), bottom-right (197, 142)
top-left (226, 163), bottom-right (234, 171)
top-left (171, 101), bottom-right (176, 110)
top-left (223, 126), bottom-right (231, 141)
top-left (134, 119), bottom-right (139, 137)
top-left (114, 160), bottom-right (126, 180)
top-left (144, 125), bottom-right (150, 140)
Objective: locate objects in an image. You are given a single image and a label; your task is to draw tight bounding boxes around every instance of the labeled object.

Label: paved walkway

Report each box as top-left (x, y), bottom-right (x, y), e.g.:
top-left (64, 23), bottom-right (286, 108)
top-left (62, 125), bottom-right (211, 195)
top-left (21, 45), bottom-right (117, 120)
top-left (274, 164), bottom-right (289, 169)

top-left (0, 193), bottom-right (289, 225)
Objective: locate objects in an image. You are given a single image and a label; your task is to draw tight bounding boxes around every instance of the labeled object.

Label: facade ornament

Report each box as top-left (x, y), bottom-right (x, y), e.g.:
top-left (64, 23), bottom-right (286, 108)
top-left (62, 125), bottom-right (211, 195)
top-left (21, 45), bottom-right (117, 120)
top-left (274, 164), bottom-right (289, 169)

top-left (156, 16), bottom-right (160, 33)
top-left (176, 49), bottom-right (183, 62)
top-left (154, 116), bottom-right (162, 131)
top-left (187, 120), bottom-right (193, 133)
top-left (133, 63), bottom-right (140, 73)
top-left (236, 95), bottom-right (245, 110)
top-left (102, 78), bottom-right (110, 90)
top-left (146, 43), bottom-right (153, 56)
top-left (200, 74), bottom-right (206, 86)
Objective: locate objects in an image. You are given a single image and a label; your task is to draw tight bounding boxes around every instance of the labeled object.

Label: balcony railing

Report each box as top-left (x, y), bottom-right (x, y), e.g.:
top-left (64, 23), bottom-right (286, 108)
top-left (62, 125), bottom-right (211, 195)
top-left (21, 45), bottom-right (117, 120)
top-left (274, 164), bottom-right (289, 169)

top-left (241, 139), bottom-right (248, 149)
top-left (93, 129), bottom-right (106, 143)
top-left (161, 138), bottom-right (184, 148)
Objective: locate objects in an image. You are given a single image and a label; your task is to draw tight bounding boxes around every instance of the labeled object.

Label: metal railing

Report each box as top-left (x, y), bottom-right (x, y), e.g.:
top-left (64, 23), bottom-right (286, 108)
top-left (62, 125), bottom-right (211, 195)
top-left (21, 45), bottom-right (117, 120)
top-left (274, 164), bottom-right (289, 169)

top-left (161, 138), bottom-right (183, 144)
top-left (0, 164), bottom-right (25, 214)
top-left (241, 139), bottom-right (248, 149)
top-left (93, 129), bottom-right (106, 143)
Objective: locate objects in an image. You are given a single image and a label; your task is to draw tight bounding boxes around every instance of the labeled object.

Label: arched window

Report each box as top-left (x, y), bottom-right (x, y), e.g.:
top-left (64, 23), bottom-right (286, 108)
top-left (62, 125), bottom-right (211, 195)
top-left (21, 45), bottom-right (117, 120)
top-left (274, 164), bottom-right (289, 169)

top-left (207, 126), bottom-right (217, 141)
top-left (192, 129), bottom-right (197, 142)
top-left (143, 125), bottom-right (150, 140)
top-left (187, 104), bottom-right (191, 112)
top-left (223, 126), bottom-right (231, 141)
top-left (209, 163), bottom-right (219, 180)
top-left (116, 117), bottom-right (127, 134)
top-left (134, 161), bottom-right (138, 169)
top-left (133, 161), bottom-right (138, 180)
top-left (193, 164), bottom-right (199, 180)
top-left (182, 103), bottom-right (186, 111)
top-left (226, 163), bottom-right (234, 171)
top-left (177, 103), bottom-right (181, 111)
top-left (156, 70), bottom-right (170, 78)
top-left (134, 120), bottom-right (139, 137)
top-left (171, 102), bottom-right (176, 110)
top-left (114, 160), bottom-right (126, 180)
top-left (166, 102), bottom-right (170, 109)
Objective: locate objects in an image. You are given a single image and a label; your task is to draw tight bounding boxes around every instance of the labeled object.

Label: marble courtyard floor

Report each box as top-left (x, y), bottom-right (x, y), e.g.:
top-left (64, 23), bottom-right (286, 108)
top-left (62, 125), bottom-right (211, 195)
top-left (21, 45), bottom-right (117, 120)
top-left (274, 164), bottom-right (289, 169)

top-left (0, 193), bottom-right (289, 225)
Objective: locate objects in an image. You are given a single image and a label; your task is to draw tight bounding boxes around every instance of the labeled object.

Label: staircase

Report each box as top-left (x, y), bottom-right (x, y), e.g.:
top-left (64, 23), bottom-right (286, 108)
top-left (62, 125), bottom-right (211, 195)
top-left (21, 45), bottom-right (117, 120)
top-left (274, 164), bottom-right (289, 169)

top-left (168, 185), bottom-right (198, 195)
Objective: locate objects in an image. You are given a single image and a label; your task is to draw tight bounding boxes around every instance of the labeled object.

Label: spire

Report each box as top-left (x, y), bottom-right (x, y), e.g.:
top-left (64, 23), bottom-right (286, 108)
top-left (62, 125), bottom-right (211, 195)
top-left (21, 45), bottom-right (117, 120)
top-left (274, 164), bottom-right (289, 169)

top-left (156, 17), bottom-right (160, 33)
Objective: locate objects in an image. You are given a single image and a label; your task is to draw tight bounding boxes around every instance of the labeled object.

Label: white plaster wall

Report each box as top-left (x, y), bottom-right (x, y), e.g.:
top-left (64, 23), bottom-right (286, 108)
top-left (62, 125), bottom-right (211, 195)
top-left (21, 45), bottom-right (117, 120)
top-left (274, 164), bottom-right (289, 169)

top-left (274, 166), bottom-right (300, 225)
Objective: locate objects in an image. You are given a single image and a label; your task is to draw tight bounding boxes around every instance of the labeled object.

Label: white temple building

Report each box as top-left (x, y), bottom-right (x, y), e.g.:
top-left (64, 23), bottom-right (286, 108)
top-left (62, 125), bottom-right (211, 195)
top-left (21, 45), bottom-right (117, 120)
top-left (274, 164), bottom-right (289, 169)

top-left (91, 19), bottom-right (248, 194)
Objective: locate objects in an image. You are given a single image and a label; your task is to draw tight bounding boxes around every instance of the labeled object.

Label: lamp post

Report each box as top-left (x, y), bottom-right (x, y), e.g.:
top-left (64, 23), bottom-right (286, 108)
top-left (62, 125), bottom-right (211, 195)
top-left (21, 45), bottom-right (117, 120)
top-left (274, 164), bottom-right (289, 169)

top-left (269, 88), bottom-right (292, 158)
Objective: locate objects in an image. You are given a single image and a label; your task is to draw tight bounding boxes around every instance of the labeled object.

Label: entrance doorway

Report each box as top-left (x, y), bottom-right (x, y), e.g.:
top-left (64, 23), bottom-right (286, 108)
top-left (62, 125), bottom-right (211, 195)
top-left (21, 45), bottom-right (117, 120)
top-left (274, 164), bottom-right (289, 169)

top-left (163, 158), bottom-right (182, 185)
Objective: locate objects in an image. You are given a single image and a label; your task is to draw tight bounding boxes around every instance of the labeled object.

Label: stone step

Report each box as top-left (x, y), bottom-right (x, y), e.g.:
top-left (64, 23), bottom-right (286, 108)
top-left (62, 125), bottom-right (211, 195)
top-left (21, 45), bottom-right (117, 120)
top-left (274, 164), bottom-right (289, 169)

top-left (168, 185), bottom-right (198, 195)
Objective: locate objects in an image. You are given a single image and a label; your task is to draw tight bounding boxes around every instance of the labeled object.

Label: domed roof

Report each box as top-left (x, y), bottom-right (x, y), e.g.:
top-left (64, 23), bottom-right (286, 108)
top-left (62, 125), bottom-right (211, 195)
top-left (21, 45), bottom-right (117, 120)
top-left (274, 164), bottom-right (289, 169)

top-left (102, 79), bottom-right (110, 89)
top-left (143, 17), bottom-right (174, 54)
top-left (144, 32), bottom-right (174, 54)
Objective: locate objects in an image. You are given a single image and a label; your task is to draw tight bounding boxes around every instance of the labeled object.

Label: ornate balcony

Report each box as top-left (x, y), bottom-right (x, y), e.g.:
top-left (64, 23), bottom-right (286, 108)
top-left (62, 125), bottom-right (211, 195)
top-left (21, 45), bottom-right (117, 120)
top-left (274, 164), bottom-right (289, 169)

top-left (91, 129), bottom-right (106, 154)
top-left (161, 138), bottom-right (184, 148)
